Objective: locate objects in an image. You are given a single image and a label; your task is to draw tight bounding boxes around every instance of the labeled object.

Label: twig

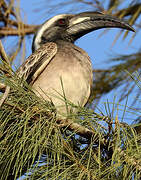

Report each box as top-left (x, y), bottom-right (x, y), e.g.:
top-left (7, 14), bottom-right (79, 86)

top-left (0, 40), bottom-right (10, 64)
top-left (0, 26), bottom-right (38, 36)
top-left (0, 83), bottom-right (6, 93)
top-left (7, 20), bottom-right (38, 29)
top-left (0, 40), bottom-right (10, 107)
top-left (0, 86), bottom-right (10, 107)
top-left (67, 121), bottom-right (94, 139)
top-left (57, 118), bottom-right (95, 139)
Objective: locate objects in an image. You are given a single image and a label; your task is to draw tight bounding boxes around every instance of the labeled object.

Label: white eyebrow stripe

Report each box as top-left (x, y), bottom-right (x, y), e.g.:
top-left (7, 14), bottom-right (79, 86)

top-left (34, 14), bottom-right (69, 50)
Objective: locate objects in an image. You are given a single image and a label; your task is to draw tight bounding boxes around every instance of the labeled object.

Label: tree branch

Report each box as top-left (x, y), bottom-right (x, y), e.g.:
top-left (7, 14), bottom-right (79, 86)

top-left (0, 25), bottom-right (39, 36)
top-left (57, 118), bottom-right (95, 139)
top-left (0, 40), bottom-right (10, 64)
top-left (0, 40), bottom-right (10, 107)
top-left (0, 83), bottom-right (6, 93)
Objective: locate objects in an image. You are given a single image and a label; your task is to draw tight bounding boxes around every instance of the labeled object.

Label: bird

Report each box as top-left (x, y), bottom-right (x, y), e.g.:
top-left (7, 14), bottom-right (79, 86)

top-left (17, 12), bottom-right (134, 118)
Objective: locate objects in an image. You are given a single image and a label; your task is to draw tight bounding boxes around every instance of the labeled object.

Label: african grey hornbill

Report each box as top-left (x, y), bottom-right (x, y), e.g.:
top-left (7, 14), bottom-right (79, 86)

top-left (17, 12), bottom-right (134, 117)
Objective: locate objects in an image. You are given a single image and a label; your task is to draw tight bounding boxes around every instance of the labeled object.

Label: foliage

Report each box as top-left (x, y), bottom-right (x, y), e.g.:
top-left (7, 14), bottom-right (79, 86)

top-left (0, 75), bottom-right (141, 179)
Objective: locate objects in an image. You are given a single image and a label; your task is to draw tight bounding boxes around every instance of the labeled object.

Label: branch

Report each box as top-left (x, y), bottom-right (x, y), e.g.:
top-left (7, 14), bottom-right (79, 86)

top-left (1, 0), bottom-right (16, 17)
top-left (114, 4), bottom-right (141, 17)
top-left (0, 25), bottom-right (38, 36)
top-left (0, 83), bottom-right (6, 93)
top-left (5, 20), bottom-right (36, 28)
top-left (0, 40), bottom-right (10, 107)
top-left (57, 118), bottom-right (95, 139)
top-left (0, 86), bottom-right (10, 107)
top-left (0, 40), bottom-right (10, 64)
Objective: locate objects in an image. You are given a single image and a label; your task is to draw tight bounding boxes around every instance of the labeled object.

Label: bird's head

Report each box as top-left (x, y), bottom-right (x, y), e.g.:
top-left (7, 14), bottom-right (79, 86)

top-left (32, 12), bottom-right (135, 52)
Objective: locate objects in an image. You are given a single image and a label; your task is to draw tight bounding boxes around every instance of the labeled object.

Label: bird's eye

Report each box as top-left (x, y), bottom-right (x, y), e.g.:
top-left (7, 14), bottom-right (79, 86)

top-left (58, 19), bottom-right (67, 26)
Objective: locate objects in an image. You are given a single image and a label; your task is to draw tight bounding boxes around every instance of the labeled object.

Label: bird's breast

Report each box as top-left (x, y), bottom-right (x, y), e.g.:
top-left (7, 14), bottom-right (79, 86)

top-left (32, 42), bottom-right (93, 116)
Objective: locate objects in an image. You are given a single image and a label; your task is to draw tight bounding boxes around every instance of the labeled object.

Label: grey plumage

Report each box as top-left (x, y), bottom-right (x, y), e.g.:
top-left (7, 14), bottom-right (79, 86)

top-left (17, 12), bottom-right (134, 117)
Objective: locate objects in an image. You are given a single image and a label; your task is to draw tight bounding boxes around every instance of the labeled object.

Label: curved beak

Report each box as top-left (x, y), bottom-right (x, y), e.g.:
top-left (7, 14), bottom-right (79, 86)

top-left (67, 12), bottom-right (135, 41)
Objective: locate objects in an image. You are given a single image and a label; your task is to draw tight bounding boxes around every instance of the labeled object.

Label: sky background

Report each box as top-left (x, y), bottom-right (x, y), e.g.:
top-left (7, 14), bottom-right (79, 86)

top-left (3, 0), bottom-right (141, 123)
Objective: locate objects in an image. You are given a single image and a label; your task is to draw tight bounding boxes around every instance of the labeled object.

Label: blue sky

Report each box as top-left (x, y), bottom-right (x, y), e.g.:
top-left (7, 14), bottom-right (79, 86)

top-left (3, 0), bottom-right (141, 123)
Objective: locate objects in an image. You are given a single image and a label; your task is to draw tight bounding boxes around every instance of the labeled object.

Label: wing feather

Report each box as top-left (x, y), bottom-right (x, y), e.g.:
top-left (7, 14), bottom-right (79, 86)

top-left (17, 42), bottom-right (57, 84)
